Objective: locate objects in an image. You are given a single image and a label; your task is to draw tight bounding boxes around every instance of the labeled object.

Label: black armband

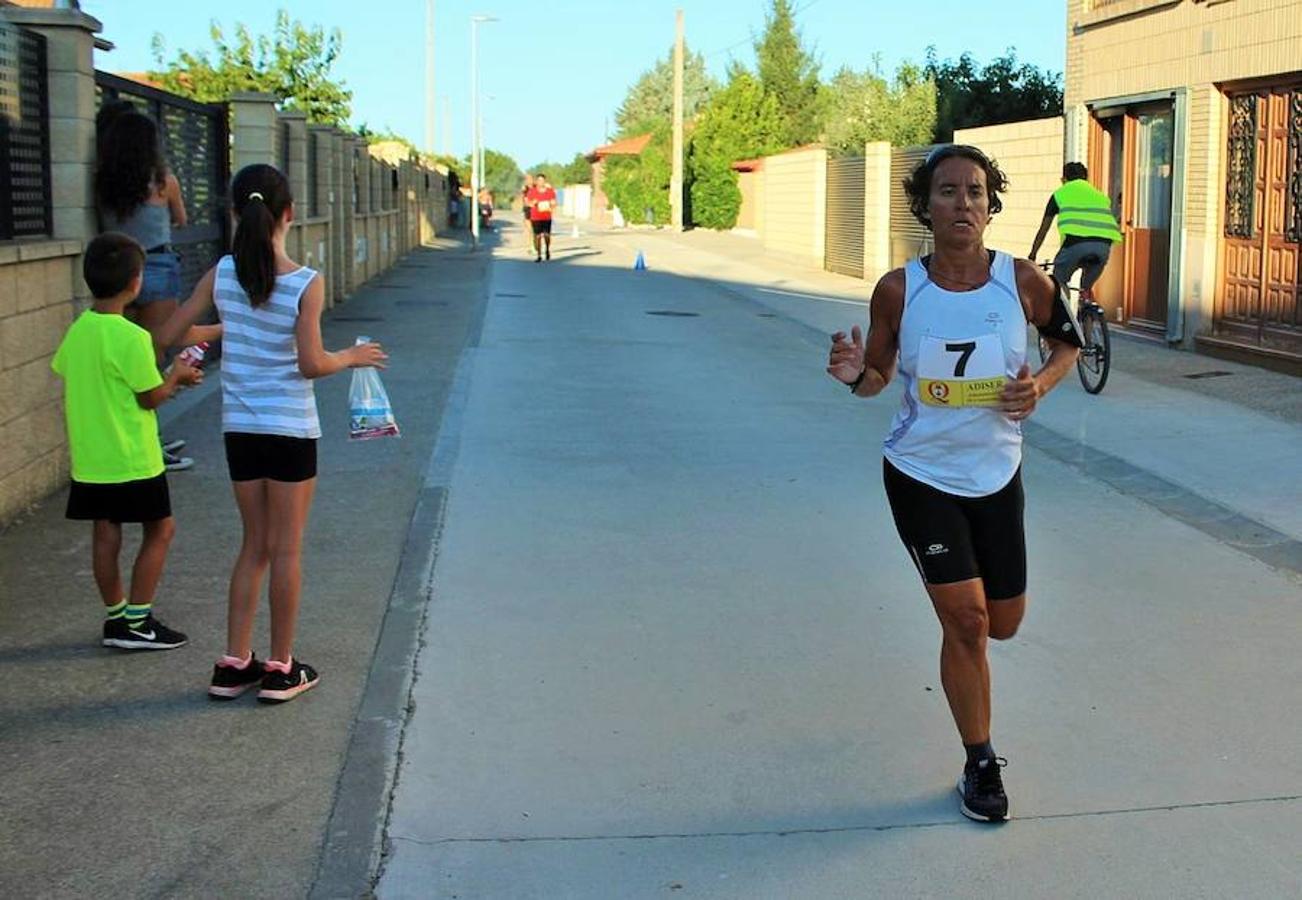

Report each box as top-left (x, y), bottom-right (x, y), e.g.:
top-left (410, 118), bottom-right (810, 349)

top-left (1036, 279), bottom-right (1084, 349)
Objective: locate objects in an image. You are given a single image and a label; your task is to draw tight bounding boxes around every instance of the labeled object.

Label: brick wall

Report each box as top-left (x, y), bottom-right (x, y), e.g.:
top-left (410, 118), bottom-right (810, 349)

top-left (0, 242), bottom-right (80, 523)
top-left (760, 147), bottom-right (827, 269)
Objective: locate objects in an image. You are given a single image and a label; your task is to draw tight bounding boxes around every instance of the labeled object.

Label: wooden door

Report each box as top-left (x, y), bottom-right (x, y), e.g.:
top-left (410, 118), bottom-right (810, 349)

top-left (1218, 84), bottom-right (1302, 357)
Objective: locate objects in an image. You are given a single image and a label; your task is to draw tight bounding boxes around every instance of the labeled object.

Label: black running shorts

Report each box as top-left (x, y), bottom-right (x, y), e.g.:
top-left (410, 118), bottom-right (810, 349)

top-left (882, 458), bottom-right (1026, 600)
top-left (66, 473), bottom-right (171, 523)
top-left (531, 218), bottom-right (553, 235)
top-left (224, 432), bottom-right (318, 483)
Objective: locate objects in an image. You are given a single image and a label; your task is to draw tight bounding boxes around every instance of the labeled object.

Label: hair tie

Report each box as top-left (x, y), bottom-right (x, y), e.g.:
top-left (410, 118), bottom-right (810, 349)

top-left (247, 191), bottom-right (265, 202)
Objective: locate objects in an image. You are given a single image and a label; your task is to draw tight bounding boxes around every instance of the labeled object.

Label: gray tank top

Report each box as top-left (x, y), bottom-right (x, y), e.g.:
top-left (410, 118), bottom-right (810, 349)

top-left (102, 202), bottom-right (171, 250)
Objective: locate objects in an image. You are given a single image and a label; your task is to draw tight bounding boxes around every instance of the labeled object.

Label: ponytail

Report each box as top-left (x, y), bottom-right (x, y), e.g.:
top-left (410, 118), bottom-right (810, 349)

top-left (230, 164), bottom-right (293, 307)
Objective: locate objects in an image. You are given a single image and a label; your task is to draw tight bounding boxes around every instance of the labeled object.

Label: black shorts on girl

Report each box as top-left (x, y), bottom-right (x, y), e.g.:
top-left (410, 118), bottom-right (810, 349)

top-left (882, 458), bottom-right (1026, 600)
top-left (66, 473), bottom-right (171, 523)
top-left (224, 432), bottom-right (318, 483)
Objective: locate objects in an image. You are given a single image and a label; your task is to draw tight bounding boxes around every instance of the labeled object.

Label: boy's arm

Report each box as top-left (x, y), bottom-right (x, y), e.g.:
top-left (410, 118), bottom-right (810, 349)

top-left (136, 362), bottom-right (202, 410)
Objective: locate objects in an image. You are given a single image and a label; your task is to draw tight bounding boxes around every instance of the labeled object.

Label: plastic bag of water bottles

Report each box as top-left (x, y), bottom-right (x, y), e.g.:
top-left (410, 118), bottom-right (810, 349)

top-left (348, 336), bottom-right (399, 440)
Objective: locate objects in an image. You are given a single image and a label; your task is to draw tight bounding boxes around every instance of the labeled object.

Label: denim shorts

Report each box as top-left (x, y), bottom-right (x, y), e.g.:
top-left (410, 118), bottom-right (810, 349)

top-left (136, 251), bottom-right (181, 305)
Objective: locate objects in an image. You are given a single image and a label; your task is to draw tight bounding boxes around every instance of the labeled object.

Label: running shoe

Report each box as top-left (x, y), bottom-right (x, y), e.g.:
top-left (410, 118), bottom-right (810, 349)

top-left (102, 614), bottom-right (189, 651)
top-left (162, 438), bottom-right (187, 453)
top-left (957, 756), bottom-right (1010, 822)
top-left (545, 248), bottom-right (550, 261)
top-left (208, 655), bottom-right (266, 700)
top-left (163, 449), bottom-right (194, 472)
top-left (257, 659), bottom-right (320, 704)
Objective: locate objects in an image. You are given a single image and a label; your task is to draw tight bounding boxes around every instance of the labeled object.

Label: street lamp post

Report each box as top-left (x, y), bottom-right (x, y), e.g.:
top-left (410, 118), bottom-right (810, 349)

top-left (470, 14), bottom-right (497, 249)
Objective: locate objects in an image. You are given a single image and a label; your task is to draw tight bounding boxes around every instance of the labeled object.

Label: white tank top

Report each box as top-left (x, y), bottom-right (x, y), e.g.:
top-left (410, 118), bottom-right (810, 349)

top-left (882, 251), bottom-right (1027, 497)
top-left (214, 256), bottom-right (322, 439)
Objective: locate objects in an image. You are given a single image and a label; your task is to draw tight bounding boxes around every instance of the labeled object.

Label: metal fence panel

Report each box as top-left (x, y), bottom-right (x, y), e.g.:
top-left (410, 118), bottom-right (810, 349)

top-left (0, 24), bottom-right (51, 240)
top-left (825, 156), bottom-right (866, 278)
top-left (890, 144), bottom-right (941, 268)
top-left (94, 72), bottom-right (229, 297)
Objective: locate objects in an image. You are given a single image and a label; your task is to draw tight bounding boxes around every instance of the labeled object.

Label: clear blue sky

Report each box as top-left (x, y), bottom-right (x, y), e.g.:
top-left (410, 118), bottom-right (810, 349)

top-left (83, 1), bottom-right (1065, 169)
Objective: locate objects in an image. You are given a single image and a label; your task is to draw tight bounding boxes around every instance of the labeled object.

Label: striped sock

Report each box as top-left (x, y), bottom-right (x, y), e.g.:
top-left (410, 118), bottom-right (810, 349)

top-left (105, 600), bottom-right (127, 622)
top-left (124, 603), bottom-right (152, 630)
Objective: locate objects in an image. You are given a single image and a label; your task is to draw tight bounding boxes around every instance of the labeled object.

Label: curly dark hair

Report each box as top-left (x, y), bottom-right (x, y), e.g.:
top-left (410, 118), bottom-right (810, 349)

top-left (95, 111), bottom-right (167, 221)
top-left (903, 145), bottom-right (1008, 231)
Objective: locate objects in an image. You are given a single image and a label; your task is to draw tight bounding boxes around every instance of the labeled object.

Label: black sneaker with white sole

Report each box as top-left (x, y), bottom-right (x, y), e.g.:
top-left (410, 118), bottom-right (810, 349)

top-left (102, 615), bottom-right (189, 651)
top-left (257, 659), bottom-right (320, 704)
top-left (209, 655), bottom-right (266, 700)
top-left (958, 756), bottom-right (1010, 822)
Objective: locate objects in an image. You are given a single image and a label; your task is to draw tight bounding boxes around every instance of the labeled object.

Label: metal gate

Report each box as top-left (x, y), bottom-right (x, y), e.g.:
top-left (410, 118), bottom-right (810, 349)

top-left (825, 156), bottom-right (866, 278)
top-left (94, 72), bottom-right (229, 297)
top-left (890, 144), bottom-right (941, 268)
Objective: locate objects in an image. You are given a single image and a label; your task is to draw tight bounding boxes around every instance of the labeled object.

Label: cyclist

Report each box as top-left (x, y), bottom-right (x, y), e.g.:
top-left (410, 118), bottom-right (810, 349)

top-left (826, 145), bottom-right (1081, 823)
top-left (1028, 162), bottom-right (1123, 304)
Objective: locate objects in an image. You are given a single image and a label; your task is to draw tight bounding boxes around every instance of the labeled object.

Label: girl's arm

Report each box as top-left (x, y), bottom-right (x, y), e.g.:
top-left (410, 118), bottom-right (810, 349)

top-left (154, 266), bottom-right (217, 353)
top-left (294, 275), bottom-right (388, 378)
top-left (165, 172), bottom-right (188, 228)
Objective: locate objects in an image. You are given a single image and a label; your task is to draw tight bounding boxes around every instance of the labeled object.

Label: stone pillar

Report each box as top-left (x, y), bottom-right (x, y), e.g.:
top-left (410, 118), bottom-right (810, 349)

top-left (280, 110), bottom-right (309, 207)
top-left (341, 135), bottom-right (359, 295)
top-left (307, 124), bottom-right (335, 305)
top-left (9, 7), bottom-right (102, 246)
top-left (354, 138), bottom-right (371, 215)
top-left (229, 92), bottom-right (279, 173)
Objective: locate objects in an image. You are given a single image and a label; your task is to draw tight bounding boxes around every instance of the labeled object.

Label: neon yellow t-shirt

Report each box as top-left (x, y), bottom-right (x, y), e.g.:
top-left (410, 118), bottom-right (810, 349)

top-left (51, 311), bottom-right (164, 484)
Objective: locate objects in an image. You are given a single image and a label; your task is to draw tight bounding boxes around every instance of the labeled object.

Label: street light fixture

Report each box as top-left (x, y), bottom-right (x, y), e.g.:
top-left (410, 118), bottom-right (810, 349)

top-left (470, 13), bottom-right (497, 249)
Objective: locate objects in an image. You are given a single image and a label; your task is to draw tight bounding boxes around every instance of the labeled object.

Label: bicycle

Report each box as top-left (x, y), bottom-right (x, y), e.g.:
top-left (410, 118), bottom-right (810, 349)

top-left (1037, 261), bottom-right (1111, 394)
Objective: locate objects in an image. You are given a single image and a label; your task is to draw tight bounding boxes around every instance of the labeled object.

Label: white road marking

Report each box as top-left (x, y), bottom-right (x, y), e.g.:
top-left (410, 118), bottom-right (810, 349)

top-left (756, 286), bottom-right (869, 306)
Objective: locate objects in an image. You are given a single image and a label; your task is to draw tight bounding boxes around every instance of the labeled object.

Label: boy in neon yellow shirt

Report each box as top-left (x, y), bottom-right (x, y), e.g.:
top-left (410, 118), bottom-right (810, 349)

top-left (52, 233), bottom-right (203, 650)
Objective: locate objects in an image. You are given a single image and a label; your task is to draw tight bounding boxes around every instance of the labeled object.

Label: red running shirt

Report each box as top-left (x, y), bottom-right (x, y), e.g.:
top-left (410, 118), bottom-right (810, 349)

top-left (527, 187), bottom-right (557, 221)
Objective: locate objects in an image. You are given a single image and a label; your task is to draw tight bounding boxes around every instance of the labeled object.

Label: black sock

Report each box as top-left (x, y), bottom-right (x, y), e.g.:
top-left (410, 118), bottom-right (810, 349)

top-left (964, 740), bottom-right (995, 766)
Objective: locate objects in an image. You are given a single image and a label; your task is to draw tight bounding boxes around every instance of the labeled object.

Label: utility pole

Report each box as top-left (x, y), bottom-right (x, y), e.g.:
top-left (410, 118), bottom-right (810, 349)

top-left (670, 8), bottom-right (685, 230)
top-left (425, 0), bottom-right (436, 154)
top-left (442, 96), bottom-right (452, 157)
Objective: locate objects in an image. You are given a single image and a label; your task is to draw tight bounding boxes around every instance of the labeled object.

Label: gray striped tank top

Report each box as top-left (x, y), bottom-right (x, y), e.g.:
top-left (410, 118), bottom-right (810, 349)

top-left (214, 255), bottom-right (322, 439)
top-left (102, 202), bottom-right (171, 250)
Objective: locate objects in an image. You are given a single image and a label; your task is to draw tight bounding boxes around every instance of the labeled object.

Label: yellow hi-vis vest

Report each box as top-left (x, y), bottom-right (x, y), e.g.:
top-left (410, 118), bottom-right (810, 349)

top-left (1053, 180), bottom-right (1123, 243)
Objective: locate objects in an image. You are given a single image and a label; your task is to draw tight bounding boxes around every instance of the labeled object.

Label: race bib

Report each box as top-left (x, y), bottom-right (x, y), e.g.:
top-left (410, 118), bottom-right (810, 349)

top-left (916, 333), bottom-right (1008, 408)
top-left (537, 200), bottom-right (552, 211)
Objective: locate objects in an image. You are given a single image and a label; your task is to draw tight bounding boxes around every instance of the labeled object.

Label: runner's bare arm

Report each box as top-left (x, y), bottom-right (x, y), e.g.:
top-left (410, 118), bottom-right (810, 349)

top-left (1005, 259), bottom-right (1078, 418)
top-left (827, 269), bottom-right (902, 397)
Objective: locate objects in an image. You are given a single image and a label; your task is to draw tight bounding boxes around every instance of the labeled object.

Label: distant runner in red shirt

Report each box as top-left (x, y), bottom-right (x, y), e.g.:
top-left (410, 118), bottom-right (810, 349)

top-left (526, 173), bottom-right (558, 262)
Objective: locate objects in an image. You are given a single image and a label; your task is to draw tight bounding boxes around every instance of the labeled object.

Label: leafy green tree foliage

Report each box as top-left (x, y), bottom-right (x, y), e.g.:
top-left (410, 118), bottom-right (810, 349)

top-left (150, 10), bottom-right (352, 125)
top-left (924, 47), bottom-right (1063, 142)
top-left (603, 124), bottom-right (673, 225)
top-left (614, 44), bottom-right (717, 136)
top-left (822, 61), bottom-right (937, 155)
top-left (754, 0), bottom-right (823, 147)
top-left (462, 148), bottom-right (523, 200)
top-left (527, 152), bottom-right (592, 186)
top-left (687, 66), bottom-right (785, 230)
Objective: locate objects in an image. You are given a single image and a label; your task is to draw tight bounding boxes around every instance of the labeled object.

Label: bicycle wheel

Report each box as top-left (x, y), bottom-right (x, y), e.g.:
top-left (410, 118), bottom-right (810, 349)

top-left (1076, 305), bottom-right (1111, 394)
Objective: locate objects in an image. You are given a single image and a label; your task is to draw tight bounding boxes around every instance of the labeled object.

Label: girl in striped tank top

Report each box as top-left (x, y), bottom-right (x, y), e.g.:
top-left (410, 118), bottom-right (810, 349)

top-left (161, 164), bottom-right (387, 703)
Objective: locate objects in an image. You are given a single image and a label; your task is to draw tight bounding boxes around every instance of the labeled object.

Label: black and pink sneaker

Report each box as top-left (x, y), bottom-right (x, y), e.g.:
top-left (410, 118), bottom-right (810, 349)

top-left (257, 658), bottom-right (320, 704)
top-left (209, 654), bottom-right (265, 700)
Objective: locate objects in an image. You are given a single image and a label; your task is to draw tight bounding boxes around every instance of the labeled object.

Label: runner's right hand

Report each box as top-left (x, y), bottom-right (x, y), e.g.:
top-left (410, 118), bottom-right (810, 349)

top-left (826, 326), bottom-right (866, 384)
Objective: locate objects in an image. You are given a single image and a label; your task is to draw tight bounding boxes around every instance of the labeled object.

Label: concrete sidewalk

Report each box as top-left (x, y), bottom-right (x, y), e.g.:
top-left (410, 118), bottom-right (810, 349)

top-left (0, 234), bottom-right (489, 898)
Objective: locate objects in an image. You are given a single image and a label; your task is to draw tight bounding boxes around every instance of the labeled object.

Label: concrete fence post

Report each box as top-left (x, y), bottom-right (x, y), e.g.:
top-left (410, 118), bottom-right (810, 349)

top-left (9, 6), bottom-right (101, 247)
top-left (229, 92), bottom-right (279, 173)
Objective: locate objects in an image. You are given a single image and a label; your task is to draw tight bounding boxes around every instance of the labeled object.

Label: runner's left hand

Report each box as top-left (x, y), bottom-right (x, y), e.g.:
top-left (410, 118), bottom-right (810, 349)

top-left (1000, 364), bottom-right (1040, 421)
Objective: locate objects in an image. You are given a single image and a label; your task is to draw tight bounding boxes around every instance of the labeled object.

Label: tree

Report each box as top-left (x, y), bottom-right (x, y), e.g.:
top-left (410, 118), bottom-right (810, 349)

top-left (687, 65), bottom-right (785, 229)
top-left (924, 48), bottom-right (1063, 142)
top-left (754, 0), bottom-right (823, 147)
top-left (821, 61), bottom-right (937, 155)
top-left (603, 123), bottom-right (673, 225)
top-left (528, 152), bottom-right (591, 186)
top-left (614, 44), bottom-right (717, 136)
top-left (462, 148), bottom-right (522, 199)
top-left (149, 10), bottom-right (352, 125)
